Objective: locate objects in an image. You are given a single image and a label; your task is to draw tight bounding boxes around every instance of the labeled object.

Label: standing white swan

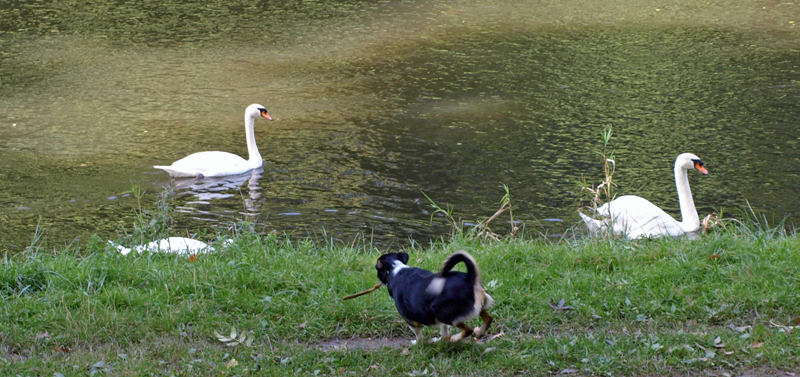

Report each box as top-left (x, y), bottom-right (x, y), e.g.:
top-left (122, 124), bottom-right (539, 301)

top-left (579, 153), bottom-right (709, 239)
top-left (154, 104), bottom-right (273, 177)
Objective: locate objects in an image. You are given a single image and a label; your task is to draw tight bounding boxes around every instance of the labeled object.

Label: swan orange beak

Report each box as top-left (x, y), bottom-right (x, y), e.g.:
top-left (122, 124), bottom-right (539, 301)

top-left (695, 162), bottom-right (708, 175)
top-left (260, 109), bottom-right (273, 121)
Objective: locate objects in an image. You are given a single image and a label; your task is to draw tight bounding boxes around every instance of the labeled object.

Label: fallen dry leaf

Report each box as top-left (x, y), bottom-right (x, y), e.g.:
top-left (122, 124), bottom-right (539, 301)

top-left (35, 332), bottom-right (51, 340)
top-left (729, 324), bottom-right (751, 332)
top-left (401, 348), bottom-right (410, 356)
top-left (559, 368), bottom-right (579, 374)
top-left (226, 358), bottom-right (238, 368)
top-left (748, 341), bottom-right (763, 348)
top-left (299, 321), bottom-right (308, 329)
top-left (694, 342), bottom-right (708, 351)
top-left (488, 331), bottom-right (505, 341)
top-left (55, 347), bottom-right (72, 353)
top-left (708, 254), bottom-right (721, 260)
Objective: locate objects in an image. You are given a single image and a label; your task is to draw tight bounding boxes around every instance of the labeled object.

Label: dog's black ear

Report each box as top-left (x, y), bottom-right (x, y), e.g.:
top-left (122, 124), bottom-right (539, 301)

top-left (399, 252), bottom-right (409, 264)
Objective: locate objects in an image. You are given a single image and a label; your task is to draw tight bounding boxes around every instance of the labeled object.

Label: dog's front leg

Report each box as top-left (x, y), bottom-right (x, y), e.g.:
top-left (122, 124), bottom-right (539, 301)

top-left (409, 324), bottom-right (425, 345)
top-left (431, 323), bottom-right (450, 342)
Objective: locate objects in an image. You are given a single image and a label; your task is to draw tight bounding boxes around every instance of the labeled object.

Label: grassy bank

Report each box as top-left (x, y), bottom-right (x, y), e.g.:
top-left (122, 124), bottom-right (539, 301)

top-left (2, 225), bottom-right (799, 376)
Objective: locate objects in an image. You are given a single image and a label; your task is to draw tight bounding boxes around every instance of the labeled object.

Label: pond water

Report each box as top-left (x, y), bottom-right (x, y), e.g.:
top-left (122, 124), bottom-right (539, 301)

top-left (1, 0), bottom-right (799, 252)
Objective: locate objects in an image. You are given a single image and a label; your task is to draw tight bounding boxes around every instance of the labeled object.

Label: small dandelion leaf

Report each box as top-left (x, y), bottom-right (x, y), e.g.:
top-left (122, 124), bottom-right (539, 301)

top-left (549, 298), bottom-right (575, 311)
top-left (215, 327), bottom-right (254, 347)
top-left (214, 331), bottom-right (236, 346)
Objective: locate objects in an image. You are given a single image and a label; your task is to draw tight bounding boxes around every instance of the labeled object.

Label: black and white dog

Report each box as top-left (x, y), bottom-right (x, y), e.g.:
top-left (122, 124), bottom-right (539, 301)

top-left (375, 251), bottom-right (494, 344)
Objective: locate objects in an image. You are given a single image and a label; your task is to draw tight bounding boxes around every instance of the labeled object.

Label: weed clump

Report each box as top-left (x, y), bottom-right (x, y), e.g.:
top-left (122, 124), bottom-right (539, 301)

top-left (113, 183), bottom-right (174, 249)
top-left (422, 183), bottom-right (521, 242)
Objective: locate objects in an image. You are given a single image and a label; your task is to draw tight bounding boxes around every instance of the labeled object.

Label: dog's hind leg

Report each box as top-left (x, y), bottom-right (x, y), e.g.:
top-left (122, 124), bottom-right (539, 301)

top-left (449, 323), bottom-right (474, 342)
top-left (409, 324), bottom-right (425, 345)
top-left (473, 309), bottom-right (494, 338)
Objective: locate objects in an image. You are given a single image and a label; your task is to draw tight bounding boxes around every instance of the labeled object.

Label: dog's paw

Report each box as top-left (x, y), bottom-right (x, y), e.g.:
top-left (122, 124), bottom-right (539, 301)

top-left (429, 336), bottom-right (451, 343)
top-left (474, 326), bottom-right (485, 337)
top-left (449, 333), bottom-right (464, 342)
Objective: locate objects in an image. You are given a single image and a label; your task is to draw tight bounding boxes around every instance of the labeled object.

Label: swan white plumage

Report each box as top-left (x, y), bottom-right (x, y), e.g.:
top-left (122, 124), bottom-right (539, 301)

top-left (579, 153), bottom-right (709, 239)
top-left (109, 237), bottom-right (232, 256)
top-left (154, 104), bottom-right (273, 177)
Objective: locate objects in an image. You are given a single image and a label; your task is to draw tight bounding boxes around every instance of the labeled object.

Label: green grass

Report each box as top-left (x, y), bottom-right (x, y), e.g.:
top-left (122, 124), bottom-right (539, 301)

top-left (2, 226), bottom-right (799, 375)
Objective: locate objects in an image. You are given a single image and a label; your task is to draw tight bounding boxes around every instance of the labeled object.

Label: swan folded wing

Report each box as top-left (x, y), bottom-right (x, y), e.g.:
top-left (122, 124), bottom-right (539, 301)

top-left (605, 196), bottom-right (684, 238)
top-left (148, 237), bottom-right (212, 254)
top-left (111, 237), bottom-right (218, 255)
top-left (154, 151), bottom-right (260, 177)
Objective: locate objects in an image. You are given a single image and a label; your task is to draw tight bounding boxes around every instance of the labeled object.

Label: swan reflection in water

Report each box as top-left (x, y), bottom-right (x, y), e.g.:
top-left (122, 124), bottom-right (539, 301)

top-left (170, 167), bottom-right (263, 215)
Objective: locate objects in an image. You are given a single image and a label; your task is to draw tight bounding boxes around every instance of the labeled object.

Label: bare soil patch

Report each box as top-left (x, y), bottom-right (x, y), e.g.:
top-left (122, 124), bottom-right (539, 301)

top-left (309, 337), bottom-right (409, 352)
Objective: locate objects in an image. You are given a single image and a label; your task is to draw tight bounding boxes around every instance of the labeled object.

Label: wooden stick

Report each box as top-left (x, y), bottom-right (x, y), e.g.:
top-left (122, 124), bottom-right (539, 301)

top-left (342, 283), bottom-right (382, 300)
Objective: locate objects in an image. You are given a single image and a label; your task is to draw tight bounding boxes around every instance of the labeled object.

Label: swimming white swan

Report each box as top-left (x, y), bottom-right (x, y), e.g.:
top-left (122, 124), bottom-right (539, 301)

top-left (579, 153), bottom-right (709, 239)
top-left (109, 237), bottom-right (231, 256)
top-left (154, 104), bottom-right (273, 177)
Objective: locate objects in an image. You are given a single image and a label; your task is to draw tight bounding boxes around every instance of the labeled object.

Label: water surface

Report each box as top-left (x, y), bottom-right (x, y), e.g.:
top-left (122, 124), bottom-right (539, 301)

top-left (1, 0), bottom-right (799, 251)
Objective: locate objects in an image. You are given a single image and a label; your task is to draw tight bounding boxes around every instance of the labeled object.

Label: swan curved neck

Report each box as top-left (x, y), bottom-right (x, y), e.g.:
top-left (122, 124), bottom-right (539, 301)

top-left (674, 165), bottom-right (699, 232)
top-left (245, 113), bottom-right (262, 166)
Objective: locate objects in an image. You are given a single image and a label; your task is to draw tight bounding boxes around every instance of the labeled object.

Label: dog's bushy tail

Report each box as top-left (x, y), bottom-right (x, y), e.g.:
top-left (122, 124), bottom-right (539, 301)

top-left (438, 250), bottom-right (480, 286)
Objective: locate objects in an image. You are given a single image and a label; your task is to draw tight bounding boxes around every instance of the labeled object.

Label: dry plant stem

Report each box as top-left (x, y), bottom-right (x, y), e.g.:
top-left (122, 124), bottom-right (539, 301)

top-left (579, 126), bottom-right (618, 237)
top-left (342, 283), bottom-right (382, 300)
top-left (475, 184), bottom-right (515, 241)
top-left (423, 185), bottom-right (518, 241)
top-left (476, 205), bottom-right (507, 241)
top-left (350, 232), bottom-right (361, 249)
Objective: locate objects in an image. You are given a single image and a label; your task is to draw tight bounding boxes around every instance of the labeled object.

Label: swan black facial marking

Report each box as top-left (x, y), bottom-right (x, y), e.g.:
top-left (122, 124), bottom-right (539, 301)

top-left (691, 159), bottom-right (704, 167)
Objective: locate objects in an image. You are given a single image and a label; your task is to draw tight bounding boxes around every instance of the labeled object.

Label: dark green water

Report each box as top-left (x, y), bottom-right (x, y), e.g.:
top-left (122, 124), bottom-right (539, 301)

top-left (1, 0), bottom-right (799, 251)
